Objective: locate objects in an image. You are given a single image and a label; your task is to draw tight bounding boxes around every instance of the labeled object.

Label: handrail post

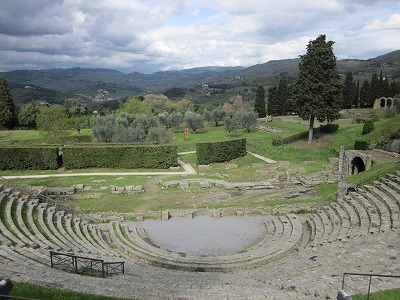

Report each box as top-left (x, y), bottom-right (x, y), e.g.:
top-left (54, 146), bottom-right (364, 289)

top-left (342, 273), bottom-right (346, 290)
top-left (50, 251), bottom-right (54, 268)
top-left (74, 257), bottom-right (78, 274)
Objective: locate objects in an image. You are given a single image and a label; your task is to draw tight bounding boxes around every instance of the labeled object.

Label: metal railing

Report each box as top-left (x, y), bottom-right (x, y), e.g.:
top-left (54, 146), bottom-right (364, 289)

top-left (342, 272), bottom-right (400, 300)
top-left (50, 251), bottom-right (125, 278)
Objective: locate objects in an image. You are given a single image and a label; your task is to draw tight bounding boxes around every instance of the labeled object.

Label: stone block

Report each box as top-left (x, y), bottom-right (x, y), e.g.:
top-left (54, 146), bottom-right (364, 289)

top-left (198, 165), bottom-right (211, 170)
top-left (212, 211), bottom-right (221, 218)
top-left (225, 164), bottom-right (238, 170)
top-left (75, 184), bottom-right (84, 190)
top-left (162, 210), bottom-right (170, 220)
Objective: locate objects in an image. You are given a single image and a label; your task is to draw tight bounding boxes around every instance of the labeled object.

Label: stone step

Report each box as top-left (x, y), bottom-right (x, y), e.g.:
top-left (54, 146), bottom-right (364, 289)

top-left (45, 207), bottom-right (74, 251)
top-left (114, 215), bottom-right (303, 270)
top-left (367, 183), bottom-right (398, 229)
top-left (361, 186), bottom-right (392, 232)
top-left (344, 194), bottom-right (371, 234)
top-left (337, 198), bottom-right (363, 237)
top-left (0, 195), bottom-right (25, 246)
top-left (5, 195), bottom-right (33, 246)
top-left (26, 200), bottom-right (60, 250)
top-left (62, 214), bottom-right (93, 255)
top-left (37, 203), bottom-right (68, 250)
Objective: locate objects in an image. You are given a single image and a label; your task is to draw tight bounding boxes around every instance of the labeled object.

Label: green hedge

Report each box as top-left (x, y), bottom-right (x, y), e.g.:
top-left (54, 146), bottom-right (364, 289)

top-left (0, 147), bottom-right (58, 170)
top-left (0, 145), bottom-right (178, 170)
top-left (362, 120), bottom-right (375, 135)
top-left (272, 124), bottom-right (339, 146)
top-left (196, 138), bottom-right (246, 165)
top-left (354, 140), bottom-right (369, 150)
top-left (63, 145), bottom-right (177, 169)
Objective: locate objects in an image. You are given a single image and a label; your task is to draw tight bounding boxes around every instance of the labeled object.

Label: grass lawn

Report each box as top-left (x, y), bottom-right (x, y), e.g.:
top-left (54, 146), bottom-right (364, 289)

top-left (11, 281), bottom-right (128, 300)
top-left (352, 288), bottom-right (400, 300)
top-left (1, 114), bottom-right (398, 215)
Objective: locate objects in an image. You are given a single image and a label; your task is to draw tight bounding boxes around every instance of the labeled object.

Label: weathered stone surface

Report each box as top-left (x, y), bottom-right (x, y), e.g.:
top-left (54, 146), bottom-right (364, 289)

top-left (75, 184), bottom-right (84, 190)
top-left (162, 210), bottom-right (170, 220)
top-left (198, 165), bottom-right (211, 170)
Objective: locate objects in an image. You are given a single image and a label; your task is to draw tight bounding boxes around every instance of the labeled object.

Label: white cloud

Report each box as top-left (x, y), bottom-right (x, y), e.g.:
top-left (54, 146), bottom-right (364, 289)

top-left (0, 0), bottom-right (399, 73)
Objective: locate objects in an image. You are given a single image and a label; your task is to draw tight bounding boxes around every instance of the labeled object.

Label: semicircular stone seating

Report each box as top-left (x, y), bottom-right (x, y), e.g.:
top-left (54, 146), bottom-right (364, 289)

top-left (105, 213), bottom-right (303, 271)
top-left (0, 170), bottom-right (399, 274)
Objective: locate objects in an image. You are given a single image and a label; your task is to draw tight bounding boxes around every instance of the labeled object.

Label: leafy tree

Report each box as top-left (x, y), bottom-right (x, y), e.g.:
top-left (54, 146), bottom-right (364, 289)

top-left (91, 115), bottom-right (116, 142)
top-left (146, 127), bottom-right (173, 144)
top-left (254, 85), bottom-right (266, 117)
top-left (158, 111), bottom-right (183, 129)
top-left (175, 98), bottom-right (193, 113)
top-left (184, 111), bottom-right (204, 132)
top-left (132, 114), bottom-right (159, 135)
top-left (112, 123), bottom-right (146, 143)
top-left (118, 97), bottom-right (152, 115)
top-left (341, 72), bottom-right (355, 109)
top-left (292, 34), bottom-right (342, 144)
top-left (0, 77), bottom-right (17, 129)
top-left (211, 108), bottom-right (227, 126)
top-left (202, 109), bottom-right (212, 123)
top-left (116, 112), bottom-right (136, 127)
top-left (267, 86), bottom-right (279, 116)
top-left (223, 95), bottom-right (244, 116)
top-left (143, 94), bottom-right (173, 114)
top-left (64, 98), bottom-right (87, 117)
top-left (224, 116), bottom-right (238, 133)
top-left (234, 111), bottom-right (258, 133)
top-left (37, 105), bottom-right (70, 142)
top-left (18, 102), bottom-right (40, 129)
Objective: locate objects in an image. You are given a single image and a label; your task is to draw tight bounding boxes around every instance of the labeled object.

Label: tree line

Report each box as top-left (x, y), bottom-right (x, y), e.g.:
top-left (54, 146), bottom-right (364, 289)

top-left (262, 70), bottom-right (400, 116)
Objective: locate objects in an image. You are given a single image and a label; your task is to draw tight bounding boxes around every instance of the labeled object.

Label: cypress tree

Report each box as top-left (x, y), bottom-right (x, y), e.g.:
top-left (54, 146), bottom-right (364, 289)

top-left (341, 72), bottom-right (355, 109)
top-left (267, 86), bottom-right (279, 116)
top-left (0, 77), bottom-right (17, 129)
top-left (353, 80), bottom-right (360, 108)
top-left (254, 85), bottom-right (266, 117)
top-left (292, 34), bottom-right (342, 144)
top-left (277, 77), bottom-right (289, 115)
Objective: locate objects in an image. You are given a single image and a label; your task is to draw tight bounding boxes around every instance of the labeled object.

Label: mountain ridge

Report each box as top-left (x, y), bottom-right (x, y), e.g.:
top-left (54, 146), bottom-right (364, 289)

top-left (1, 50), bottom-right (399, 107)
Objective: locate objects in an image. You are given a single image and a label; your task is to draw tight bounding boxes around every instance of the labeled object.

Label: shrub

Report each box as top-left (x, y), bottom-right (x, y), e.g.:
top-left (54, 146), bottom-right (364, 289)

top-left (362, 120), bottom-right (375, 135)
top-left (319, 123), bottom-right (339, 133)
top-left (354, 140), bottom-right (369, 150)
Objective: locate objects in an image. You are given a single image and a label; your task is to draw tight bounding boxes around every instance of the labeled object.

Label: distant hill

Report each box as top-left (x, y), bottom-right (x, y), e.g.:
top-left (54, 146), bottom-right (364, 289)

top-left (1, 50), bottom-right (399, 107)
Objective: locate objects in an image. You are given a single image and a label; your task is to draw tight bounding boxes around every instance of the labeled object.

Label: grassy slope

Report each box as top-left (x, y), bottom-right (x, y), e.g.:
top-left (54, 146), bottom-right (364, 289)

top-left (11, 281), bottom-right (128, 300)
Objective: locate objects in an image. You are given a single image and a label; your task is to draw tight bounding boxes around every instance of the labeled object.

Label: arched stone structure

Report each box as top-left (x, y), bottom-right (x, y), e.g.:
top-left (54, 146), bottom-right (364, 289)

top-left (338, 147), bottom-right (372, 196)
top-left (373, 97), bottom-right (395, 109)
top-left (343, 150), bottom-right (371, 176)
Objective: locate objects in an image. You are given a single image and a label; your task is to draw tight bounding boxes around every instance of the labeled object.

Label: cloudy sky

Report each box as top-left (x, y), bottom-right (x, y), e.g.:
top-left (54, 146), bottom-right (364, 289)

top-left (0, 0), bottom-right (399, 73)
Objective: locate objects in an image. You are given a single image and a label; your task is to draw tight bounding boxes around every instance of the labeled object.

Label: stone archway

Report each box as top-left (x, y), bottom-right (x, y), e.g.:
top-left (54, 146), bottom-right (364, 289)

top-left (350, 156), bottom-right (366, 175)
top-left (341, 149), bottom-right (372, 176)
top-left (373, 97), bottom-right (395, 109)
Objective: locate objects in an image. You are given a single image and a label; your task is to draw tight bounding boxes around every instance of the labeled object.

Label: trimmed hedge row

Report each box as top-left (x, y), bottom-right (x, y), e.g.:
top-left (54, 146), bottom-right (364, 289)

top-left (272, 124), bottom-right (339, 146)
top-left (0, 145), bottom-right (178, 170)
top-left (63, 145), bottom-right (177, 169)
top-left (196, 138), bottom-right (246, 165)
top-left (0, 147), bottom-right (58, 170)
